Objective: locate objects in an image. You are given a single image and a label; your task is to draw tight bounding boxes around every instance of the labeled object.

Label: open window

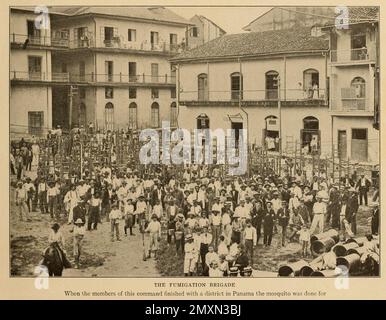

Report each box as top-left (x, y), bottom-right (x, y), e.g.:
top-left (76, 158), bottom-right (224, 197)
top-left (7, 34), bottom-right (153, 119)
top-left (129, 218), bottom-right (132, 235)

top-left (231, 72), bottom-right (243, 100)
top-left (128, 102), bottom-right (137, 130)
top-left (198, 73), bottom-right (209, 101)
top-left (104, 102), bottom-right (114, 131)
top-left (151, 102), bottom-right (160, 128)
top-left (303, 69), bottom-right (319, 99)
top-left (265, 71), bottom-right (279, 100)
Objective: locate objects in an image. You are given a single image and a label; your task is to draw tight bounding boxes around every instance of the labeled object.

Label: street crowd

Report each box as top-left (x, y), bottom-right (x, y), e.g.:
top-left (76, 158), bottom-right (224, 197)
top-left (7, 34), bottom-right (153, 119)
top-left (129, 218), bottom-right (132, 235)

top-left (11, 128), bottom-right (380, 276)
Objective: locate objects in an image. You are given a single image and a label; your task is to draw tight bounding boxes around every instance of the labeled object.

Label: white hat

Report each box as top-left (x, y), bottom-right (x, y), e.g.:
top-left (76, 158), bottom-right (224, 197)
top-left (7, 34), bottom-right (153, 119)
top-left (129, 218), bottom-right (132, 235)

top-left (75, 218), bottom-right (83, 224)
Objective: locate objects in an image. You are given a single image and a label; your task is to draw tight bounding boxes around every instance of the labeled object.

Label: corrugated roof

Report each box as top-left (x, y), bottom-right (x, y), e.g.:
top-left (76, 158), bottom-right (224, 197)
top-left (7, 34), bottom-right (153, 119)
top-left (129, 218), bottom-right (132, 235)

top-left (11, 6), bottom-right (192, 25)
top-left (172, 27), bottom-right (328, 62)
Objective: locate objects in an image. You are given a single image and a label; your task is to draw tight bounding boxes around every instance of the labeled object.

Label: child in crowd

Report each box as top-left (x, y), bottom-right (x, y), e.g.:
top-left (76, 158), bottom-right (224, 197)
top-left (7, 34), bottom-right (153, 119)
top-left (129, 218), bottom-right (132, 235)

top-left (299, 224), bottom-right (310, 257)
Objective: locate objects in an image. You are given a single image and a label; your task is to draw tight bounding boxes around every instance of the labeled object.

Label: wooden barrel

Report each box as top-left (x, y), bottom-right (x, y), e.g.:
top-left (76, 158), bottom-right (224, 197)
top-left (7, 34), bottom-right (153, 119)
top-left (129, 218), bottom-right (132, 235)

top-left (311, 229), bottom-right (339, 243)
top-left (332, 242), bottom-right (359, 257)
top-left (311, 237), bottom-right (336, 255)
top-left (278, 260), bottom-right (309, 277)
top-left (346, 246), bottom-right (367, 256)
top-left (336, 253), bottom-right (361, 273)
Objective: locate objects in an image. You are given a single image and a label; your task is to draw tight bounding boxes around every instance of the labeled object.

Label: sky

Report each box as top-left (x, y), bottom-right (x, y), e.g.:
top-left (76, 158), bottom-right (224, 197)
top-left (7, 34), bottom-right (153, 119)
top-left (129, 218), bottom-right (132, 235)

top-left (169, 7), bottom-right (272, 34)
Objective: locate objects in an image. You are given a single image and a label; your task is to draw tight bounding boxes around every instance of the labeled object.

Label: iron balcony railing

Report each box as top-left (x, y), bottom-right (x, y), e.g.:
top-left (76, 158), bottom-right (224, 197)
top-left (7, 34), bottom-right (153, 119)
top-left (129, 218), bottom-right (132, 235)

top-left (179, 88), bottom-right (327, 103)
top-left (330, 48), bottom-right (376, 63)
top-left (10, 33), bottom-right (183, 53)
top-left (10, 71), bottom-right (176, 85)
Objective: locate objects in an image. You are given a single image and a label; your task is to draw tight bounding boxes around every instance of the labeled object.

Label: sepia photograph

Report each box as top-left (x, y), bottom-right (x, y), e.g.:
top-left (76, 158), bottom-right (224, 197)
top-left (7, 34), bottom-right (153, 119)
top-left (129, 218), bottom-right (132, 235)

top-left (8, 3), bottom-right (380, 280)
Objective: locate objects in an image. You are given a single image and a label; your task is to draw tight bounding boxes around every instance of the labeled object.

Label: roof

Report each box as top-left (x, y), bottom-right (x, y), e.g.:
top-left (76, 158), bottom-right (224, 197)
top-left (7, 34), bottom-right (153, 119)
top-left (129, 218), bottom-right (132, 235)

top-left (11, 6), bottom-right (192, 26)
top-left (194, 15), bottom-right (227, 34)
top-left (344, 6), bottom-right (379, 24)
top-left (171, 27), bottom-right (328, 62)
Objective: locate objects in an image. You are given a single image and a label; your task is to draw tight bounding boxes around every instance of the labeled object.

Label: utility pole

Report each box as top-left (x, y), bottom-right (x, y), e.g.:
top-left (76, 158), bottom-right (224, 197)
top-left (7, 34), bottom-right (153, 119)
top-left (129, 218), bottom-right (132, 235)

top-left (68, 85), bottom-right (78, 130)
top-left (277, 75), bottom-right (282, 176)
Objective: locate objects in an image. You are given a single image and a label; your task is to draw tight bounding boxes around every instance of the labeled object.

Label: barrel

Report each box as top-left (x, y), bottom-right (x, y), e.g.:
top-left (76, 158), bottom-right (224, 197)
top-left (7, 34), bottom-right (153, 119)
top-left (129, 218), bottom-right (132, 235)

top-left (346, 246), bottom-right (367, 256)
top-left (311, 229), bottom-right (339, 243)
top-left (278, 260), bottom-right (309, 277)
top-left (310, 269), bottom-right (340, 277)
top-left (336, 253), bottom-right (361, 273)
top-left (299, 260), bottom-right (323, 276)
top-left (345, 236), bottom-right (368, 246)
top-left (332, 242), bottom-right (359, 257)
top-left (311, 237), bottom-right (336, 255)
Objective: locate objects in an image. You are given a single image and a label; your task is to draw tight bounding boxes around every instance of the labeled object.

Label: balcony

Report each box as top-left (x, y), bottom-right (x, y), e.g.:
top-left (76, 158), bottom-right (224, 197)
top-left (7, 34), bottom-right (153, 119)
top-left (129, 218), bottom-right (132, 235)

top-left (10, 71), bottom-right (176, 86)
top-left (10, 32), bottom-right (184, 54)
top-left (330, 87), bottom-right (373, 115)
top-left (10, 33), bottom-right (69, 48)
top-left (330, 48), bottom-right (376, 65)
top-left (179, 89), bottom-right (327, 106)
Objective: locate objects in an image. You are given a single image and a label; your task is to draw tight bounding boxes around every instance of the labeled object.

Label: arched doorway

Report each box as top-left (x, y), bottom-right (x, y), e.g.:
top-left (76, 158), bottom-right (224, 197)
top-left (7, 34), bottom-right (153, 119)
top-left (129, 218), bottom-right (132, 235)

top-left (128, 102), bottom-right (137, 130)
top-left (151, 102), bottom-right (160, 128)
top-left (301, 116), bottom-right (320, 154)
top-left (104, 102), bottom-right (114, 131)
top-left (263, 115), bottom-right (279, 151)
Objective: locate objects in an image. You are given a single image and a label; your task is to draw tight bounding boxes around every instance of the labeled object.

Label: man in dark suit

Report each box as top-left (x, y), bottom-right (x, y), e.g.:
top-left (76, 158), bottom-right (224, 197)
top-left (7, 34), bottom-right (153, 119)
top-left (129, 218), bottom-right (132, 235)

top-left (356, 174), bottom-right (371, 206)
top-left (72, 196), bottom-right (87, 225)
top-left (230, 185), bottom-right (239, 209)
top-left (347, 189), bottom-right (359, 234)
top-left (151, 183), bottom-right (165, 208)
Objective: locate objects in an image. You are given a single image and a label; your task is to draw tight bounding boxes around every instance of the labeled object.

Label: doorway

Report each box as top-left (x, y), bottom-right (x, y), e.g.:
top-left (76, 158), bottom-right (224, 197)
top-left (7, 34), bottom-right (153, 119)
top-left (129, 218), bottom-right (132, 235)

top-left (338, 130), bottom-right (347, 159)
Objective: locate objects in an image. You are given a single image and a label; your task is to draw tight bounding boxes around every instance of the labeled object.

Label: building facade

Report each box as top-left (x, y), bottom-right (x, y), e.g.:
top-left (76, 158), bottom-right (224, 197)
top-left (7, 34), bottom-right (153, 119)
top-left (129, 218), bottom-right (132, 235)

top-left (243, 7), bottom-right (336, 32)
top-left (10, 6), bottom-right (192, 137)
top-left (187, 15), bottom-right (226, 49)
top-left (323, 7), bottom-right (379, 164)
top-left (172, 27), bottom-right (331, 157)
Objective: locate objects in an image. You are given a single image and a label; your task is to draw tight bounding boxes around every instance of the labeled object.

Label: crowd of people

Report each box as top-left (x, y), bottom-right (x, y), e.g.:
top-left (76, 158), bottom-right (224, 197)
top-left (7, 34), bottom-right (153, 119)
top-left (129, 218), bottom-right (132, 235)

top-left (11, 129), bottom-right (380, 276)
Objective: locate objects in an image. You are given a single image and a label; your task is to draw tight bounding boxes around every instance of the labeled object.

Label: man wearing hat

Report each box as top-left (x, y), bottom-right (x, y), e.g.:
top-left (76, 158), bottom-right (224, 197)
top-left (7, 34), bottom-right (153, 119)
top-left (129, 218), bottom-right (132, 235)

top-left (73, 217), bottom-right (86, 268)
top-left (243, 219), bottom-right (257, 264)
top-left (356, 174), bottom-right (371, 206)
top-left (15, 181), bottom-right (29, 221)
top-left (309, 194), bottom-right (327, 235)
top-left (73, 196), bottom-right (87, 226)
top-left (145, 214), bottom-right (162, 259)
top-left (183, 234), bottom-right (196, 276)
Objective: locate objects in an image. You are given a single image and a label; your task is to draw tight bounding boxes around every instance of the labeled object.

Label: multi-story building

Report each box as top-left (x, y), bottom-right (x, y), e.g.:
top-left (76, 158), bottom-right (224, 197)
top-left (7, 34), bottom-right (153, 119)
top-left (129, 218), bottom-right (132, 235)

top-left (10, 6), bottom-right (192, 136)
top-left (171, 27), bottom-right (331, 156)
top-left (322, 6), bottom-right (379, 164)
top-left (187, 15), bottom-right (226, 49)
top-left (243, 7), bottom-right (336, 32)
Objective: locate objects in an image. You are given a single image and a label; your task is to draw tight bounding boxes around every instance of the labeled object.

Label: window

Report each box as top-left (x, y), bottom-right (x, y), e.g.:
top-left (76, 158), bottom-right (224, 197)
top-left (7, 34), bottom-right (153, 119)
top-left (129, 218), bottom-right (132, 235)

top-left (341, 77), bottom-right (366, 110)
top-left (79, 88), bottom-right (86, 99)
top-left (151, 63), bottom-right (159, 82)
top-left (105, 61), bottom-right (113, 82)
top-left (301, 116), bottom-right (320, 154)
top-left (28, 111), bottom-right (44, 135)
top-left (170, 102), bottom-right (177, 127)
top-left (231, 72), bottom-right (243, 100)
top-left (351, 28), bottom-right (367, 60)
top-left (128, 29), bottom-right (136, 42)
top-left (198, 73), bottom-right (209, 101)
top-left (79, 61), bottom-right (85, 81)
top-left (102, 26), bottom-right (118, 47)
top-left (303, 69), bottom-right (320, 99)
top-left (129, 87), bottom-right (137, 99)
top-left (150, 31), bottom-right (159, 48)
top-left (351, 128), bottom-right (368, 162)
top-left (171, 65), bottom-right (177, 83)
top-left (128, 102), bottom-right (137, 130)
top-left (197, 114), bottom-right (209, 129)
top-left (170, 33), bottom-right (177, 50)
top-left (191, 27), bottom-right (198, 37)
top-left (61, 63), bottom-right (67, 73)
top-left (265, 70), bottom-right (279, 100)
top-left (171, 88), bottom-right (176, 99)
top-left (105, 87), bottom-right (114, 99)
top-left (151, 102), bottom-right (160, 128)
top-left (151, 88), bottom-right (159, 99)
top-left (128, 62), bottom-right (137, 82)
top-left (27, 20), bottom-right (41, 44)
top-left (79, 103), bottom-right (86, 127)
top-left (104, 103), bottom-right (114, 131)
top-left (74, 27), bottom-right (89, 47)
top-left (28, 56), bottom-right (42, 80)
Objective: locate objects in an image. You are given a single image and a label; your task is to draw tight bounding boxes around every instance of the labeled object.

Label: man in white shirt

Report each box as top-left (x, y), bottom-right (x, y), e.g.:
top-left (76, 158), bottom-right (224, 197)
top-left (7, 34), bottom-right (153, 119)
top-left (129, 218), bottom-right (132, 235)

top-left (234, 200), bottom-right (249, 219)
top-left (152, 199), bottom-right (163, 220)
top-left (145, 214), bottom-right (162, 259)
top-left (47, 182), bottom-right (59, 219)
top-left (38, 177), bottom-right (48, 214)
top-left (243, 219), bottom-right (257, 264)
top-left (64, 185), bottom-right (79, 224)
top-left (210, 210), bottom-right (222, 249)
top-left (309, 196), bottom-right (327, 234)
